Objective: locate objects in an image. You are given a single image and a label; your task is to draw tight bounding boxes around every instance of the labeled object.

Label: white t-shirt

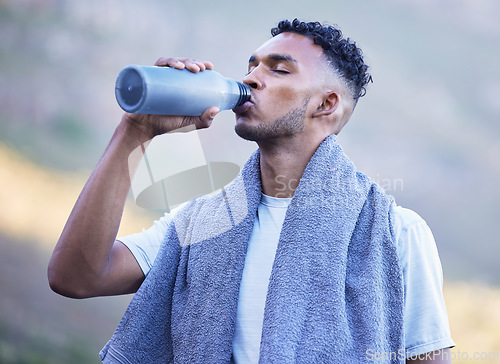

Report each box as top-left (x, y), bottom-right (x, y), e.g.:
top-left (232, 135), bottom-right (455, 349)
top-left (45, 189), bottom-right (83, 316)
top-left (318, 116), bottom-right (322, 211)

top-left (119, 194), bottom-right (455, 361)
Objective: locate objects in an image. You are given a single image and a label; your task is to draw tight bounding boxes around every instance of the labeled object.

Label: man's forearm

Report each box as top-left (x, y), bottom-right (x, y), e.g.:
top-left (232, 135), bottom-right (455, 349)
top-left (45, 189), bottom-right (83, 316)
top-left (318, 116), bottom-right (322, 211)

top-left (48, 117), bottom-right (150, 298)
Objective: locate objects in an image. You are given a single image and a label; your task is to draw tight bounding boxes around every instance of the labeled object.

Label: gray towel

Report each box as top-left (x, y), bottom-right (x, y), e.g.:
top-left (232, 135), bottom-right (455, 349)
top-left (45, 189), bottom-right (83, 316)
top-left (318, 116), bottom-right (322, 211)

top-left (100, 135), bottom-right (404, 363)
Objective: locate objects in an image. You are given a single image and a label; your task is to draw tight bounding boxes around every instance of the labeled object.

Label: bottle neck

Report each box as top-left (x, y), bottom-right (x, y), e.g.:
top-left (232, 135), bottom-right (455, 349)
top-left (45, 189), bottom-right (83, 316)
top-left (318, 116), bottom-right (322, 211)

top-left (235, 82), bottom-right (251, 106)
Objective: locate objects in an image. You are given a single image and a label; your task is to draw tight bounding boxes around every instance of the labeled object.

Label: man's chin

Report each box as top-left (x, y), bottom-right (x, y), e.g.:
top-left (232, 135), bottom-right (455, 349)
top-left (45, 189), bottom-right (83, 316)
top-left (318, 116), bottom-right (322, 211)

top-left (234, 122), bottom-right (280, 143)
top-left (234, 123), bottom-right (260, 142)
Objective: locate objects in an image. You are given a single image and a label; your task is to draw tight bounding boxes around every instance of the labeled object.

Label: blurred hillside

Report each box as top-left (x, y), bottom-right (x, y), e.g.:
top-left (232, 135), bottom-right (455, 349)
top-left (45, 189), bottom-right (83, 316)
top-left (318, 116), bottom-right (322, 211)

top-left (0, 0), bottom-right (499, 362)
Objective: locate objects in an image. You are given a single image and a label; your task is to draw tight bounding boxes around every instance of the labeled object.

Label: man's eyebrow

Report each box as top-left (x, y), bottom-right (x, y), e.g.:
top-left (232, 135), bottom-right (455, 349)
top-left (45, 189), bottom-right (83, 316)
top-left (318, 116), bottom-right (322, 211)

top-left (268, 53), bottom-right (298, 64)
top-left (248, 53), bottom-right (298, 64)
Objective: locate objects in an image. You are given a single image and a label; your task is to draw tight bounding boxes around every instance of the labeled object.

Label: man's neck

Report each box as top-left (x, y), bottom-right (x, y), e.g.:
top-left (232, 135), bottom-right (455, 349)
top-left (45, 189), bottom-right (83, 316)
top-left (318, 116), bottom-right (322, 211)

top-left (258, 135), bottom-right (326, 198)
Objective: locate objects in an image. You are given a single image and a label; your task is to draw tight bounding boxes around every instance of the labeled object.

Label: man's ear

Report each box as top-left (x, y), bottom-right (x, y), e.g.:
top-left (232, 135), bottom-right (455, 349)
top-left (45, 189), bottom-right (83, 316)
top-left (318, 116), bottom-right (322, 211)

top-left (311, 92), bottom-right (339, 118)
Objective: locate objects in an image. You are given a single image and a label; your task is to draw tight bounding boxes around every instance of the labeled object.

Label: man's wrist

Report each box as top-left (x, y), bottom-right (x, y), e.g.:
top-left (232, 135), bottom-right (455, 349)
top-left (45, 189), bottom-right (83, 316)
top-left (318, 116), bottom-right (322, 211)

top-left (117, 113), bottom-right (155, 146)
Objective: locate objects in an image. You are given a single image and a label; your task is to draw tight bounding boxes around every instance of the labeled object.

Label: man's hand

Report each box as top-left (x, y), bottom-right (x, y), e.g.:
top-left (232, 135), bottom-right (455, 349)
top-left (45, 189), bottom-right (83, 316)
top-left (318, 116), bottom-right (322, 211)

top-left (122, 57), bottom-right (220, 140)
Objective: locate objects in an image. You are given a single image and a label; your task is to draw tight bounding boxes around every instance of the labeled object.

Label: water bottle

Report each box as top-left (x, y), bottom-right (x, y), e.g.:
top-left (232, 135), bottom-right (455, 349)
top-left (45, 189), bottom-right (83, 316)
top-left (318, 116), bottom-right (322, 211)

top-left (115, 65), bottom-right (251, 116)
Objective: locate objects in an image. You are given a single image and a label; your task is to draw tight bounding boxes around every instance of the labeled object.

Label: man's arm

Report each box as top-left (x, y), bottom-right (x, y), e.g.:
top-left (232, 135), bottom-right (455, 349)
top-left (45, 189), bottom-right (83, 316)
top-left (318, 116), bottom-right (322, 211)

top-left (48, 58), bottom-right (218, 298)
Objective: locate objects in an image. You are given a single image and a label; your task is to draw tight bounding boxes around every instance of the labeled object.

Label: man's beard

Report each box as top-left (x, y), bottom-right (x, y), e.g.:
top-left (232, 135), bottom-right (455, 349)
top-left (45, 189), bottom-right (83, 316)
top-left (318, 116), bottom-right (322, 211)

top-left (235, 98), bottom-right (309, 142)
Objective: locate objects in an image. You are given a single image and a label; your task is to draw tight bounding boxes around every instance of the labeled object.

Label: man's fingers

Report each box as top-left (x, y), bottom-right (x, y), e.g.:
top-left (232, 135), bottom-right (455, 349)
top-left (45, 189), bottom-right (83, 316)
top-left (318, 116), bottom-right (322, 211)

top-left (203, 61), bottom-right (214, 70)
top-left (190, 61), bottom-right (213, 72)
top-left (185, 61), bottom-right (202, 73)
top-left (183, 59), bottom-right (208, 73)
top-left (154, 57), bottom-right (185, 69)
top-left (154, 58), bottom-right (214, 73)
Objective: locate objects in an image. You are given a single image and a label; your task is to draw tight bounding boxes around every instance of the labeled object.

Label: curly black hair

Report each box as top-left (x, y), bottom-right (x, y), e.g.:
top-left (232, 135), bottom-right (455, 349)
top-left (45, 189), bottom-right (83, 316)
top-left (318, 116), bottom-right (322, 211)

top-left (271, 19), bottom-right (372, 100)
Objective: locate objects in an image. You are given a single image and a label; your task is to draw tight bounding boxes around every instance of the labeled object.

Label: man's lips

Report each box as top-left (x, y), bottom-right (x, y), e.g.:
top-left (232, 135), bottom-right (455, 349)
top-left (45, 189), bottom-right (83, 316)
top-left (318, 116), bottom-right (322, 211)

top-left (232, 100), bottom-right (254, 115)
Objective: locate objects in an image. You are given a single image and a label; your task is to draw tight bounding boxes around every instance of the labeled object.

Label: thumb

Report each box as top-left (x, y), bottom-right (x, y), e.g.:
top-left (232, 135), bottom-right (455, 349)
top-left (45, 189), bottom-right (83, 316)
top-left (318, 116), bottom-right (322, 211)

top-left (196, 106), bottom-right (220, 129)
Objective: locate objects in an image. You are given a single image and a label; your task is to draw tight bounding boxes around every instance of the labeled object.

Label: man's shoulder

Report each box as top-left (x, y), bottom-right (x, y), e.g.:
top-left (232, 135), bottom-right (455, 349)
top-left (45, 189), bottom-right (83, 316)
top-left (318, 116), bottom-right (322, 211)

top-left (391, 204), bottom-right (428, 234)
top-left (390, 204), bottom-right (438, 261)
top-left (390, 204), bottom-right (442, 278)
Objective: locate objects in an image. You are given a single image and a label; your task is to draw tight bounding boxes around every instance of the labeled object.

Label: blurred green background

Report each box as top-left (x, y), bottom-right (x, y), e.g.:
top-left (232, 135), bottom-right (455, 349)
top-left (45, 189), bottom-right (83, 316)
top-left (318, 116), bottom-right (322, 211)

top-left (1, 0), bottom-right (499, 362)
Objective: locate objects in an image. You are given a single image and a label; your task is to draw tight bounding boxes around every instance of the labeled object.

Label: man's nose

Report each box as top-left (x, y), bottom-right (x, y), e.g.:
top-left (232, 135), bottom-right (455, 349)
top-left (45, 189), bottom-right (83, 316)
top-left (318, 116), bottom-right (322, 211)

top-left (243, 68), bottom-right (263, 90)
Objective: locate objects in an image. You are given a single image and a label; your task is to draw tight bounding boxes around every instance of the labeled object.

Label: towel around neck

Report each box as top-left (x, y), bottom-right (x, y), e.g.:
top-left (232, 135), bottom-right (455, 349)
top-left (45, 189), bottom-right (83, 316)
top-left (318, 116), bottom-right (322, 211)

top-left (100, 134), bottom-right (405, 363)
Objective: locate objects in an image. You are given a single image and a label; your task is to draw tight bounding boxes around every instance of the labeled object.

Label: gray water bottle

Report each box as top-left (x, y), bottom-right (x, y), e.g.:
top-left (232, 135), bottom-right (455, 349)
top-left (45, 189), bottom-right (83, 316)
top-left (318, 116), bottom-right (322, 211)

top-left (115, 65), bottom-right (251, 116)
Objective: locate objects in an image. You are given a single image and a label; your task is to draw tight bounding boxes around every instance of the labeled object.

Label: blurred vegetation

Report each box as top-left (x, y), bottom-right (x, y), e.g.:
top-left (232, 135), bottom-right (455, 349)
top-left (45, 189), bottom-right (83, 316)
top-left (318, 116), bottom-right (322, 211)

top-left (0, 0), bottom-right (499, 361)
top-left (0, 232), bottom-right (131, 364)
